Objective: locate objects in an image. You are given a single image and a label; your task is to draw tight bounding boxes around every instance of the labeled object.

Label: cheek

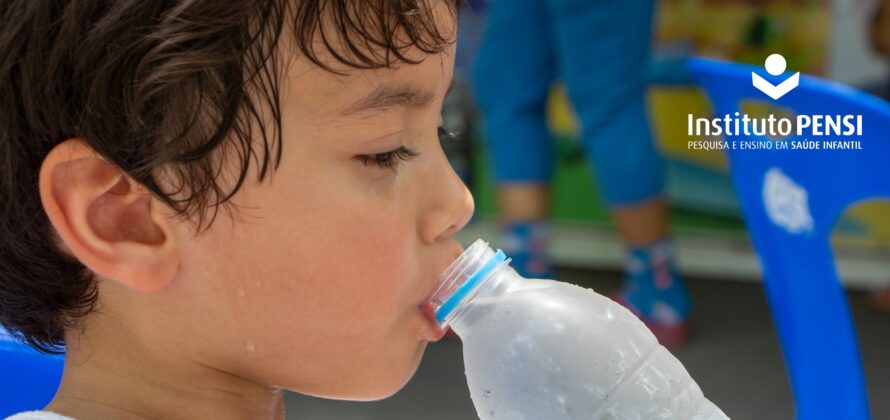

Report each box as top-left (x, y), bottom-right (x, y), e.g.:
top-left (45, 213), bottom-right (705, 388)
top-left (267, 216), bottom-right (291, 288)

top-left (311, 201), bottom-right (418, 328)
top-left (190, 151), bottom-right (430, 395)
top-left (247, 171), bottom-right (421, 338)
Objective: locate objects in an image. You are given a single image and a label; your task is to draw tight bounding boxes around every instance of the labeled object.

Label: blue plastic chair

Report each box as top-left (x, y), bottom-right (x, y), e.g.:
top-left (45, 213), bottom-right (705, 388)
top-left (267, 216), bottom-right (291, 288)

top-left (0, 327), bottom-right (64, 416)
top-left (688, 56), bottom-right (890, 420)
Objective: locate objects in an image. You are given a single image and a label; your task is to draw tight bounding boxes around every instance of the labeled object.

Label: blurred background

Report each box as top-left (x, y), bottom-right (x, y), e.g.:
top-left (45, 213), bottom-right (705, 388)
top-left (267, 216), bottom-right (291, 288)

top-left (2, 0), bottom-right (888, 419)
top-left (286, 0), bottom-right (890, 418)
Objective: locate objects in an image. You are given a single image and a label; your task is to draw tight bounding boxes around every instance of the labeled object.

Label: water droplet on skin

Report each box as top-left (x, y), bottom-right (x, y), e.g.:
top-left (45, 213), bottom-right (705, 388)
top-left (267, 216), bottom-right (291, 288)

top-left (255, 281), bottom-right (262, 289)
top-left (237, 288), bottom-right (246, 298)
top-left (246, 342), bottom-right (256, 352)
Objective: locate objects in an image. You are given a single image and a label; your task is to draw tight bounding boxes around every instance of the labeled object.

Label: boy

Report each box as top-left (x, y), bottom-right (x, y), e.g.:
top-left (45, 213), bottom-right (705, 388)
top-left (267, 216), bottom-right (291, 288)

top-left (0, 1), bottom-right (471, 418)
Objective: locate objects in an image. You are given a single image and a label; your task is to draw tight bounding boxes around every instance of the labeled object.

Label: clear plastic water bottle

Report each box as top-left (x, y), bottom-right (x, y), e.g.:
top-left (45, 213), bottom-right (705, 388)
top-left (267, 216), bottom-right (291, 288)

top-left (427, 239), bottom-right (729, 420)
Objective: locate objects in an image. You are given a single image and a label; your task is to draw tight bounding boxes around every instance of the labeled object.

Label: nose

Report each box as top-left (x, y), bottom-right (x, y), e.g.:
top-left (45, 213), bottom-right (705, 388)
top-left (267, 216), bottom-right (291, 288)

top-left (418, 149), bottom-right (475, 245)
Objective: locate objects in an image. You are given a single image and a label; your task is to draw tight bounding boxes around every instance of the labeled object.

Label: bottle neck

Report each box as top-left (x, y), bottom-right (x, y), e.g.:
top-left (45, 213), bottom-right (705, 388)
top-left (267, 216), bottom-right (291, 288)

top-left (446, 263), bottom-right (522, 334)
top-left (427, 239), bottom-right (524, 332)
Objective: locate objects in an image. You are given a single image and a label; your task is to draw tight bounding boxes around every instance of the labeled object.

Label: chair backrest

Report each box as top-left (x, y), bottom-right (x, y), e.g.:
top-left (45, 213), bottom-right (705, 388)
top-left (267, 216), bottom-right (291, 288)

top-left (688, 56), bottom-right (890, 420)
top-left (0, 327), bottom-right (63, 416)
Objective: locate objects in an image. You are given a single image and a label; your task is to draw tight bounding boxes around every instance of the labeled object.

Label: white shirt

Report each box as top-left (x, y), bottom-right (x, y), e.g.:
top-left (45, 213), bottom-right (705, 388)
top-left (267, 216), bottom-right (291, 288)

top-left (5, 411), bottom-right (75, 420)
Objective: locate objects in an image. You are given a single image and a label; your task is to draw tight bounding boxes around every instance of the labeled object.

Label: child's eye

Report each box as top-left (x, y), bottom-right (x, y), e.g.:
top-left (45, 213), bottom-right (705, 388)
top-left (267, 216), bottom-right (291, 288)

top-left (357, 146), bottom-right (419, 170)
top-left (438, 126), bottom-right (461, 142)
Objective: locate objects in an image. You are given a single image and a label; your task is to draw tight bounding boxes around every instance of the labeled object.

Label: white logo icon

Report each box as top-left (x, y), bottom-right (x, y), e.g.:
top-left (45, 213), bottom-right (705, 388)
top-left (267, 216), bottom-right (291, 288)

top-left (752, 54), bottom-right (799, 100)
top-left (763, 167), bottom-right (813, 234)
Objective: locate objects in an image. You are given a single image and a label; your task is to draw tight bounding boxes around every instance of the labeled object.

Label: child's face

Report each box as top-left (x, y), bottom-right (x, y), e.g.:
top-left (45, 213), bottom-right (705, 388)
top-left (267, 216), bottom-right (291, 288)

top-left (156, 19), bottom-right (470, 399)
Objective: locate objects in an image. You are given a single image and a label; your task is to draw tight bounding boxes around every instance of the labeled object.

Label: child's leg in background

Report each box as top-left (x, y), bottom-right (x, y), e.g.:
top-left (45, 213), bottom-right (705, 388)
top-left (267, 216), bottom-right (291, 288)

top-left (547, 0), bottom-right (691, 342)
top-left (471, 0), bottom-right (557, 279)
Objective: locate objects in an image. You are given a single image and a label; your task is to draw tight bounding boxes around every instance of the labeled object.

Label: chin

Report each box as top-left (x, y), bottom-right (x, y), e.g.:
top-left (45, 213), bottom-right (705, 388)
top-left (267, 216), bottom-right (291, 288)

top-left (328, 341), bottom-right (428, 402)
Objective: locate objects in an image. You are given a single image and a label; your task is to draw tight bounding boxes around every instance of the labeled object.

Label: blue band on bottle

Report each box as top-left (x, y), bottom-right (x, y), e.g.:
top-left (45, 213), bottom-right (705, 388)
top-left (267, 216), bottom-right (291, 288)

top-left (435, 250), bottom-right (507, 324)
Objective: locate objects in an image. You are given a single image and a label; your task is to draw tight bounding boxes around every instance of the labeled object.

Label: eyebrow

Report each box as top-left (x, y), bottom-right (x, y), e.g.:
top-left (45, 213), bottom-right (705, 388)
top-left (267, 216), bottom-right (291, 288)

top-left (341, 78), bottom-right (456, 117)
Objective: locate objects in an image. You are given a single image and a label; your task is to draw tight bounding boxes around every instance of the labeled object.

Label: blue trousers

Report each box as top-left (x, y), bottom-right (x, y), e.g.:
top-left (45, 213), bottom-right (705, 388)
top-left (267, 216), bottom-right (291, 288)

top-left (472, 0), bottom-right (665, 206)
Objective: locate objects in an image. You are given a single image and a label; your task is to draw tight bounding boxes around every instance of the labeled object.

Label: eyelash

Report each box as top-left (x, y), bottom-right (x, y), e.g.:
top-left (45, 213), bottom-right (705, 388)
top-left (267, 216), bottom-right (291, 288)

top-left (358, 146), bottom-right (419, 170)
top-left (438, 126), bottom-right (460, 142)
top-left (358, 127), bottom-right (460, 171)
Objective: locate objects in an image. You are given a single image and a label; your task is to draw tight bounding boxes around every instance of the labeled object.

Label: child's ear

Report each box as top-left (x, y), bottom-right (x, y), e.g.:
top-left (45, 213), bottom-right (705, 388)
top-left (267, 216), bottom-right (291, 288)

top-left (38, 138), bottom-right (180, 293)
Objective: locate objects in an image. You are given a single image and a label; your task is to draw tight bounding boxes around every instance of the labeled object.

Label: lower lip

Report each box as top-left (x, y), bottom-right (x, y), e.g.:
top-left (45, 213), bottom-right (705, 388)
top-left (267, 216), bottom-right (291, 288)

top-left (418, 302), bottom-right (448, 342)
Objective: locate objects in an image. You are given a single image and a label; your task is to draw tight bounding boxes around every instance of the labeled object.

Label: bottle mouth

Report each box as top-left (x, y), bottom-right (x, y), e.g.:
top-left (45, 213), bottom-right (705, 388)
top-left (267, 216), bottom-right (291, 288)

top-left (427, 239), bottom-right (507, 326)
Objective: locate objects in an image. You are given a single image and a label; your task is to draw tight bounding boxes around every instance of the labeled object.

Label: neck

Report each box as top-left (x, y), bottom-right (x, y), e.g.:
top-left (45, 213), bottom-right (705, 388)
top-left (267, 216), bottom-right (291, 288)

top-left (44, 315), bottom-right (286, 420)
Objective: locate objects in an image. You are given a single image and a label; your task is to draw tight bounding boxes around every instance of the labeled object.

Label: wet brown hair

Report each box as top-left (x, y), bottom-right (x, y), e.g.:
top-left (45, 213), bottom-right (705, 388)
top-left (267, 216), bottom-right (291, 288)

top-left (0, 0), bottom-right (459, 353)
